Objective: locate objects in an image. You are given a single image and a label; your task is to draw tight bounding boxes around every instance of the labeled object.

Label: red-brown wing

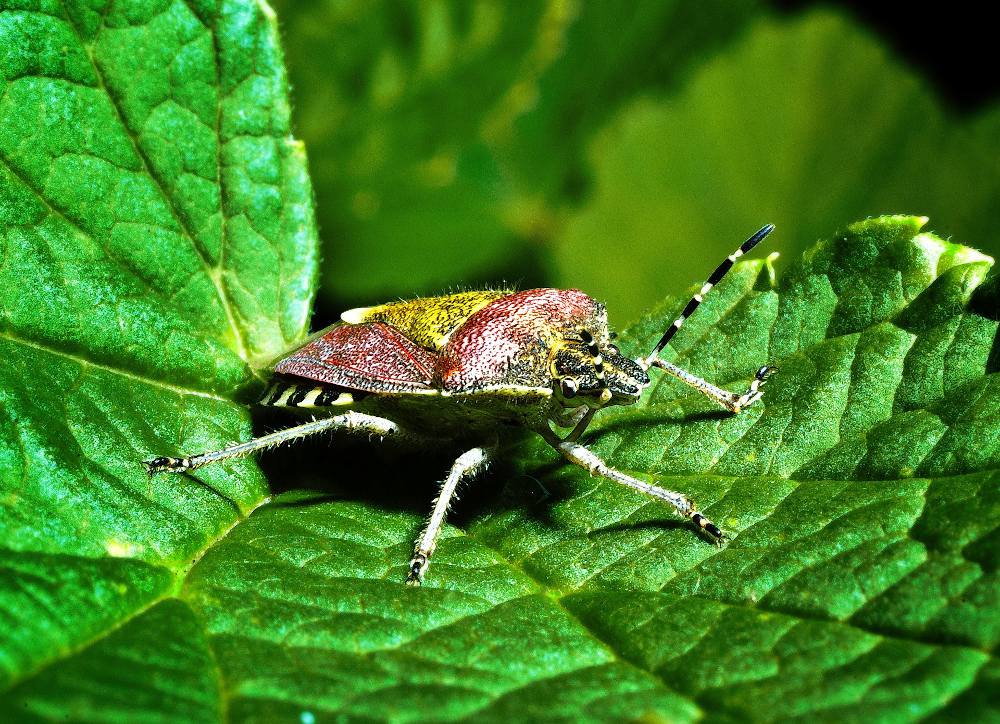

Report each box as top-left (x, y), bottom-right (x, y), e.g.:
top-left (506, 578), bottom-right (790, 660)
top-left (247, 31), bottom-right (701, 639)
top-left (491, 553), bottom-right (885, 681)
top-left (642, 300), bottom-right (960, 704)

top-left (274, 322), bottom-right (436, 393)
top-left (438, 288), bottom-right (603, 391)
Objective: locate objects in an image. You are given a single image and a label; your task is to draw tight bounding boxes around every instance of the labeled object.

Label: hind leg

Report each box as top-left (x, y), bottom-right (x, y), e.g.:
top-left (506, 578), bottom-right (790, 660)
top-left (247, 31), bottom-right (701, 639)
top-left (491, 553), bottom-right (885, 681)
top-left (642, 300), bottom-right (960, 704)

top-left (145, 411), bottom-right (409, 474)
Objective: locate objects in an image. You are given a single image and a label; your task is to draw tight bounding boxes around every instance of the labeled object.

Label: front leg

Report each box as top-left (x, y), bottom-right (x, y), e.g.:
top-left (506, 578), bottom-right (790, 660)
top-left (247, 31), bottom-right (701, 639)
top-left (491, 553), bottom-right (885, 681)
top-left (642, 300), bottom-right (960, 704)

top-left (540, 429), bottom-right (724, 542)
top-left (552, 405), bottom-right (590, 430)
top-left (650, 360), bottom-right (775, 414)
top-left (407, 444), bottom-right (494, 586)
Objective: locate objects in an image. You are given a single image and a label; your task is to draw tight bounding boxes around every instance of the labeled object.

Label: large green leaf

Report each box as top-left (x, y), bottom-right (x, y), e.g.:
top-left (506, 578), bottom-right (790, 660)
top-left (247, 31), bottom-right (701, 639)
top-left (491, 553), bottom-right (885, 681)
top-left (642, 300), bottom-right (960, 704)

top-left (0, 0), bottom-right (316, 699)
top-left (4, 214), bottom-right (998, 720)
top-left (2, 2), bottom-right (998, 719)
top-left (554, 11), bottom-right (1000, 324)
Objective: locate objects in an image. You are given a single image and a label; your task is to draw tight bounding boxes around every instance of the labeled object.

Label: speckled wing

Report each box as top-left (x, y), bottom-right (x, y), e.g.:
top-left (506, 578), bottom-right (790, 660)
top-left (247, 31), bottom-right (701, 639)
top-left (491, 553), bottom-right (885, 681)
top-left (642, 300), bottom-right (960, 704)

top-left (341, 289), bottom-right (513, 351)
top-left (437, 288), bottom-right (605, 392)
top-left (274, 322), bottom-right (436, 393)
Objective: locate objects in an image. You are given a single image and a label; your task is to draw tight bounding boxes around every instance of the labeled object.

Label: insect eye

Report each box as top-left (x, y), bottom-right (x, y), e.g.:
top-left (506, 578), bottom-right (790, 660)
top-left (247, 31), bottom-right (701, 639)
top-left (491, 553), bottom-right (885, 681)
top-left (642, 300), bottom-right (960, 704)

top-left (560, 377), bottom-right (579, 399)
top-left (607, 344), bottom-right (620, 356)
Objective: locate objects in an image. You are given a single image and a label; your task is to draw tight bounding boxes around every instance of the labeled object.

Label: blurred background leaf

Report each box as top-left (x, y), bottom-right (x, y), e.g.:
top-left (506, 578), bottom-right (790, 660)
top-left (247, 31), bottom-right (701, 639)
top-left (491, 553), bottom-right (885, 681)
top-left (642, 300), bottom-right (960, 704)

top-left (271, 0), bottom-right (999, 326)
top-left (271, 0), bottom-right (762, 313)
top-left (555, 11), bottom-right (1000, 322)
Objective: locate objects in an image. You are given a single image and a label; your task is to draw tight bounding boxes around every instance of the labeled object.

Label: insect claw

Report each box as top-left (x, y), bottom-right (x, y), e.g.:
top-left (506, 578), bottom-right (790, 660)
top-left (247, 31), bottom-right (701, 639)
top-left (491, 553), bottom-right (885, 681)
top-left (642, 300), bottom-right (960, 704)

top-left (691, 512), bottom-right (726, 545)
top-left (144, 457), bottom-right (170, 475)
top-left (144, 456), bottom-right (193, 475)
top-left (406, 553), bottom-right (427, 586)
top-left (757, 365), bottom-right (777, 381)
top-left (731, 364), bottom-right (777, 412)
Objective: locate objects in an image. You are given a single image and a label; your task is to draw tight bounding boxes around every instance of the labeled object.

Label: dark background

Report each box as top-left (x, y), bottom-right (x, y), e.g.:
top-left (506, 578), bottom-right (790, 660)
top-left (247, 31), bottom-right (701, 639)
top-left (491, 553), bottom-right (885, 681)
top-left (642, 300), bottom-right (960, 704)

top-left (776, 2), bottom-right (999, 112)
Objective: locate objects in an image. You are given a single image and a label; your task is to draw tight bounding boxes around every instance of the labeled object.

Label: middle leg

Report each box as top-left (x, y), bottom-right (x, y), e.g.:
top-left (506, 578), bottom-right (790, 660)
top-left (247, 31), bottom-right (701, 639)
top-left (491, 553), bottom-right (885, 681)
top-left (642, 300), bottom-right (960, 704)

top-left (407, 444), bottom-right (495, 585)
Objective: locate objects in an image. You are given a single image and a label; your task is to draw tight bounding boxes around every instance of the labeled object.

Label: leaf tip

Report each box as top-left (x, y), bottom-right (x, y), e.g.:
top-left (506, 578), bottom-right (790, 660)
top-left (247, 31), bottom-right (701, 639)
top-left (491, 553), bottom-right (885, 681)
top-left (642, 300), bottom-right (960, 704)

top-left (764, 251), bottom-right (780, 288)
top-left (256, 0), bottom-right (278, 22)
top-left (845, 214), bottom-right (929, 239)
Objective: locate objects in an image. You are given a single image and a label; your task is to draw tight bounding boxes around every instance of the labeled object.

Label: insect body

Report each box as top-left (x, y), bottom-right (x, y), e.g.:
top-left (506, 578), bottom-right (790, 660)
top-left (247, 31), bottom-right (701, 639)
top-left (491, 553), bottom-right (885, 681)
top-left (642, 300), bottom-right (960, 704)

top-left (146, 225), bottom-right (776, 584)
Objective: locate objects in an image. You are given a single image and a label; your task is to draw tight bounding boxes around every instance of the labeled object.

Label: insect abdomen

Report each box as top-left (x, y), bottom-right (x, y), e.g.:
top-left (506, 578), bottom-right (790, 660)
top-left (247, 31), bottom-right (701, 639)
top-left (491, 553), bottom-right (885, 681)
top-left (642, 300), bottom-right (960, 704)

top-left (259, 381), bottom-right (354, 409)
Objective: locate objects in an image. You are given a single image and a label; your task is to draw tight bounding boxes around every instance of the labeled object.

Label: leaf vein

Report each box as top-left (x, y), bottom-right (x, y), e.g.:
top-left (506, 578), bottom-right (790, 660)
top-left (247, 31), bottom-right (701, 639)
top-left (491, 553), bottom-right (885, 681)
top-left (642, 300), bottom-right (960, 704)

top-left (55, 0), bottom-right (251, 363)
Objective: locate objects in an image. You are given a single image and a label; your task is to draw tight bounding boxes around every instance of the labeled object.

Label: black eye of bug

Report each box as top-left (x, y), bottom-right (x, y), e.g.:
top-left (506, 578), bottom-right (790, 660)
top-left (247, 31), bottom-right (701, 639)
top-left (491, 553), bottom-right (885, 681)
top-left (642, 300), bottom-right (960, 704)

top-left (607, 344), bottom-right (620, 356)
top-left (560, 377), bottom-right (579, 398)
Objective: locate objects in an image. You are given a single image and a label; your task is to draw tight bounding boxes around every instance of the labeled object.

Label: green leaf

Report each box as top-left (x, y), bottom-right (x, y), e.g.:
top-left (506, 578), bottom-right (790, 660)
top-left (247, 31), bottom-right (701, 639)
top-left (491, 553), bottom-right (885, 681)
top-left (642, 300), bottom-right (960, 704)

top-left (553, 11), bottom-right (1000, 323)
top-left (0, 0), bottom-right (316, 696)
top-left (268, 0), bottom-right (761, 304)
top-left (4, 216), bottom-right (997, 721)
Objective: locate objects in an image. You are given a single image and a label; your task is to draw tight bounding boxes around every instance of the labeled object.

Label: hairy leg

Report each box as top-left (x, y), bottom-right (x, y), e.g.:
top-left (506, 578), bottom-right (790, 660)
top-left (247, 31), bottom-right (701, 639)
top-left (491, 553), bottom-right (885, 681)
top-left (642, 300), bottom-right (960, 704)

top-left (407, 445), bottom-right (494, 585)
top-left (145, 411), bottom-right (409, 474)
top-left (541, 428), bottom-right (724, 542)
top-left (650, 361), bottom-right (775, 413)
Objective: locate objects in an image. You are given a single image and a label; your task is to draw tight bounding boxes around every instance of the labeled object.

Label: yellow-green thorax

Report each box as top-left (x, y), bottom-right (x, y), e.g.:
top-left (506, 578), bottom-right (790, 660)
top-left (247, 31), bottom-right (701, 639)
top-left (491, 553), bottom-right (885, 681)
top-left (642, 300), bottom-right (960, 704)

top-left (341, 289), bottom-right (512, 351)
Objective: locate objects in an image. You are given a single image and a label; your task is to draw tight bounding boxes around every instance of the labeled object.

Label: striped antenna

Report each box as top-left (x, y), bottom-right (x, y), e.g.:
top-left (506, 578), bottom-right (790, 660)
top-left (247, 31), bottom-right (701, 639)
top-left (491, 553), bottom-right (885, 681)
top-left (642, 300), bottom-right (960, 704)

top-left (579, 330), bottom-right (605, 383)
top-left (643, 224), bottom-right (775, 368)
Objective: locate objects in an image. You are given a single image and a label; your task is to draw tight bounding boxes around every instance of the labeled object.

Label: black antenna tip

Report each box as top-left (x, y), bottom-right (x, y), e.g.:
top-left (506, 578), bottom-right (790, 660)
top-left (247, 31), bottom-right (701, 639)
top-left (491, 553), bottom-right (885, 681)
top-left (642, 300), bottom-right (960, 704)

top-left (753, 223), bottom-right (776, 243)
top-left (740, 224), bottom-right (775, 254)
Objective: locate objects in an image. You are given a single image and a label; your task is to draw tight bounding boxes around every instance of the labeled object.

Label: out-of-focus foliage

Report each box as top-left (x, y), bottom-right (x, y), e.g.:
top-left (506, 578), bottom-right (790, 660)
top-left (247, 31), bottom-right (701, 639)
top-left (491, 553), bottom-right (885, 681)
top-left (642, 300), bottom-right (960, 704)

top-left (271, 0), bottom-right (763, 310)
top-left (272, 1), bottom-right (1000, 324)
top-left (556, 13), bottom-right (1000, 322)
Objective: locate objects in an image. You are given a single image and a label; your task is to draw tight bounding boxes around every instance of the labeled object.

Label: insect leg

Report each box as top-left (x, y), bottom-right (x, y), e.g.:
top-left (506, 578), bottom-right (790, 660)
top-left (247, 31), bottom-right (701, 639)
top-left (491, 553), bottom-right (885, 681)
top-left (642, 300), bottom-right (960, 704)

top-left (541, 429), bottom-right (724, 543)
top-left (565, 406), bottom-right (598, 442)
top-left (638, 224), bottom-right (776, 413)
top-left (407, 444), bottom-right (494, 586)
top-left (650, 360), bottom-right (775, 413)
top-left (144, 412), bottom-right (406, 474)
top-left (553, 405), bottom-right (590, 430)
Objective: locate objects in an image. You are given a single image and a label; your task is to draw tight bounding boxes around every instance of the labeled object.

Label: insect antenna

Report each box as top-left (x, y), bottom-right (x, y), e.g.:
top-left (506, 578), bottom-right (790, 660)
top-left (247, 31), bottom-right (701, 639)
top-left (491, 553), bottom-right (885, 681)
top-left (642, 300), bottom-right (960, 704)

top-left (578, 330), bottom-right (606, 388)
top-left (642, 224), bottom-right (774, 368)
top-left (562, 330), bottom-right (612, 443)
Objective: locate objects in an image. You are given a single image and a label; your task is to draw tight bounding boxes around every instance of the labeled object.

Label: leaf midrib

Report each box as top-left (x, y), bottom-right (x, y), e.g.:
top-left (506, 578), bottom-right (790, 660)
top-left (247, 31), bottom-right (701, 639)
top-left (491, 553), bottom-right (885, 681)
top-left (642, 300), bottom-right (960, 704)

top-left (55, 0), bottom-right (251, 363)
top-left (1, 492), bottom-right (268, 693)
top-left (0, 332), bottom-right (233, 401)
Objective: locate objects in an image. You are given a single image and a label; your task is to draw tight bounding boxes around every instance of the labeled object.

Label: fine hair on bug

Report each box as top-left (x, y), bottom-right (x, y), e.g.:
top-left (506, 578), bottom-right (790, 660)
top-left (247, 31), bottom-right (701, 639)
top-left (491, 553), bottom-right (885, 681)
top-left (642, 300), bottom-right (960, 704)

top-left (146, 224), bottom-right (777, 585)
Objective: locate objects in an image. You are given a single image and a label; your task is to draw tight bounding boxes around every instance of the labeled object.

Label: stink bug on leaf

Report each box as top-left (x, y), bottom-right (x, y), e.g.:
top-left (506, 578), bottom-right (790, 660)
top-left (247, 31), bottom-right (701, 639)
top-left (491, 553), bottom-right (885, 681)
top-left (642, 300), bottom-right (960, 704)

top-left (146, 225), bottom-right (777, 585)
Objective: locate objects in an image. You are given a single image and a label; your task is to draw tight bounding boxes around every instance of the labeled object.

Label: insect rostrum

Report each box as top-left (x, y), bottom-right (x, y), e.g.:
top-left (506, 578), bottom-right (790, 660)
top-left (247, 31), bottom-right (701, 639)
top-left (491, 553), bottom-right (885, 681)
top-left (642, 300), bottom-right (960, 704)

top-left (146, 225), bottom-right (776, 585)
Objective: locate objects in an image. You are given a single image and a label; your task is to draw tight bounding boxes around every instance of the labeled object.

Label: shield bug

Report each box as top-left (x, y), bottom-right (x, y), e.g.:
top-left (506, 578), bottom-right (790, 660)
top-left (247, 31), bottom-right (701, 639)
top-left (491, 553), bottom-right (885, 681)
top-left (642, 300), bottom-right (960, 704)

top-left (146, 225), bottom-right (776, 584)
